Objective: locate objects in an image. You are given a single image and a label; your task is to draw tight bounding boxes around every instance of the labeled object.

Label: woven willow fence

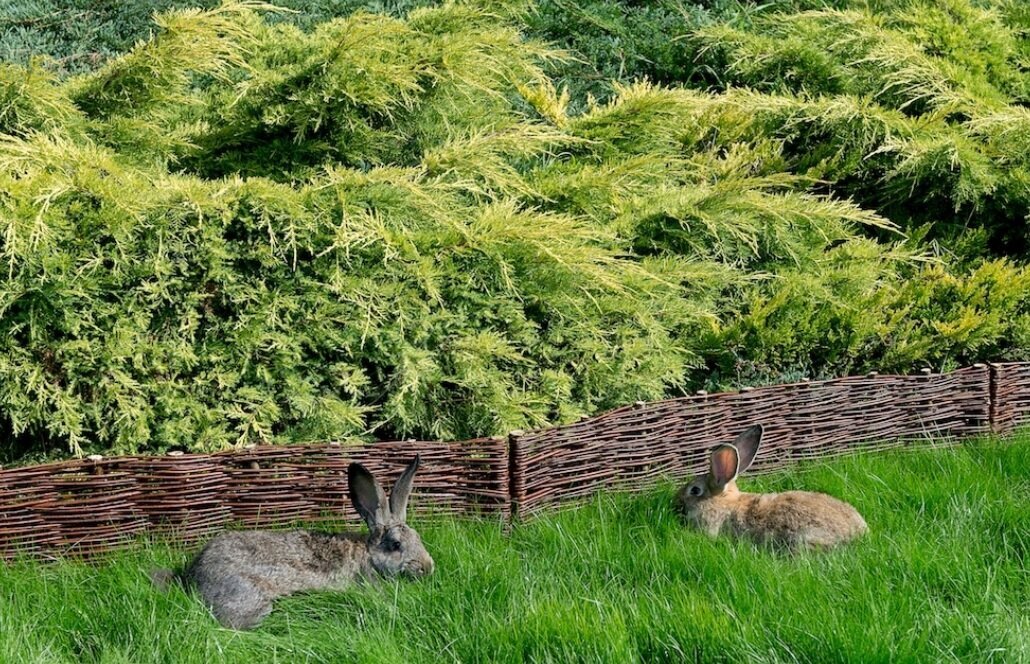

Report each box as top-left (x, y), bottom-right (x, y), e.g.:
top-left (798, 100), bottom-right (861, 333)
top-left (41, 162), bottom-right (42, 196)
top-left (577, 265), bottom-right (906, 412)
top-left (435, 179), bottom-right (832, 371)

top-left (0, 439), bottom-right (508, 559)
top-left (2, 363), bottom-right (1029, 560)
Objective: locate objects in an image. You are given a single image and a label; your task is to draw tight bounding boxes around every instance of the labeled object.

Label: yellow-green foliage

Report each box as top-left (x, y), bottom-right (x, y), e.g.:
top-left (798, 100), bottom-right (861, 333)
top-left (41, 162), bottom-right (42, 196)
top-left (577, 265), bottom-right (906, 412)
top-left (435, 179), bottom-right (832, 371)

top-left (694, 0), bottom-right (1030, 255)
top-left (0, 2), bottom-right (1027, 458)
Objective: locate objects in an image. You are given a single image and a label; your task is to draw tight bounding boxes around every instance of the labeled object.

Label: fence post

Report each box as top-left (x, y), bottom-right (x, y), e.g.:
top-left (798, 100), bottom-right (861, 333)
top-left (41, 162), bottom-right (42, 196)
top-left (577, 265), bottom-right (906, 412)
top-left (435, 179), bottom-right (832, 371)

top-left (986, 362), bottom-right (1016, 435)
top-left (987, 363), bottom-right (999, 434)
top-left (507, 430), bottom-right (525, 525)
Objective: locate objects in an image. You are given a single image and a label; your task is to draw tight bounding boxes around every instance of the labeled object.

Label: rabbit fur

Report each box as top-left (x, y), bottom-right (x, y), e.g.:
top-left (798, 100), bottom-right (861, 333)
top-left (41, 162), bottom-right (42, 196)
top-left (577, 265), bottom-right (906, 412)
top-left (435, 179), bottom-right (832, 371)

top-left (154, 455), bottom-right (433, 629)
top-left (677, 425), bottom-right (868, 550)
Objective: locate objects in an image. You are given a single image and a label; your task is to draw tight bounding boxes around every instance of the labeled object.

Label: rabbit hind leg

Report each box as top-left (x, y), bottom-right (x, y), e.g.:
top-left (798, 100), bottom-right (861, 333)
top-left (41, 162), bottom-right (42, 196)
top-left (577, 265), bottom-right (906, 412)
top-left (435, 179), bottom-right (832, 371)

top-left (205, 575), bottom-right (274, 630)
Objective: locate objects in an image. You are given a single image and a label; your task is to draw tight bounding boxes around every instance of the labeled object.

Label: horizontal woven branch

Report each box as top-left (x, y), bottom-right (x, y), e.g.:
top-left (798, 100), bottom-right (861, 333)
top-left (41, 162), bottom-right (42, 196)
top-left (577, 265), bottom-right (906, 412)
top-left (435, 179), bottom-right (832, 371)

top-left (0, 363), bottom-right (1027, 560)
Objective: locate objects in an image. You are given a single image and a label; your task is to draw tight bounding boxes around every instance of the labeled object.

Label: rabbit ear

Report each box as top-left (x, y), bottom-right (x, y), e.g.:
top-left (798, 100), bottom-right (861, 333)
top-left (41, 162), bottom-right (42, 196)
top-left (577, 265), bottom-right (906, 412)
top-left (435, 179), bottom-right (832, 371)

top-left (731, 424), bottom-right (764, 475)
top-left (348, 462), bottom-right (389, 530)
top-left (709, 444), bottom-right (740, 489)
top-left (388, 454), bottom-right (420, 524)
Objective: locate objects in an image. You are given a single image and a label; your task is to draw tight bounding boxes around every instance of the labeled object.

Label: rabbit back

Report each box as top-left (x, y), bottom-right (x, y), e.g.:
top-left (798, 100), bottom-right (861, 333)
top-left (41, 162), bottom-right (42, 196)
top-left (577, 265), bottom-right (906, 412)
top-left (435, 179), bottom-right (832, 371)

top-left (734, 490), bottom-right (868, 550)
top-left (185, 529), bottom-right (370, 629)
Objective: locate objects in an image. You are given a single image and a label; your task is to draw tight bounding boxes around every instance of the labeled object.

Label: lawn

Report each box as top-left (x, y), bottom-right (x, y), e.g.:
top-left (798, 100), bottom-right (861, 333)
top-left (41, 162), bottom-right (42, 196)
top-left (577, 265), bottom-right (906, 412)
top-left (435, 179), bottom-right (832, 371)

top-left (1, 435), bottom-right (1028, 663)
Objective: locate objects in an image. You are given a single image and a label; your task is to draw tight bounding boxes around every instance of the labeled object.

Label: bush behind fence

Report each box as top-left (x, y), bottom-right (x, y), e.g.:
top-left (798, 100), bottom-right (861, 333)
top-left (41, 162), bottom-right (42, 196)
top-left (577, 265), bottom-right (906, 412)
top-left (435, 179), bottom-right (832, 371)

top-left (2, 363), bottom-right (1029, 560)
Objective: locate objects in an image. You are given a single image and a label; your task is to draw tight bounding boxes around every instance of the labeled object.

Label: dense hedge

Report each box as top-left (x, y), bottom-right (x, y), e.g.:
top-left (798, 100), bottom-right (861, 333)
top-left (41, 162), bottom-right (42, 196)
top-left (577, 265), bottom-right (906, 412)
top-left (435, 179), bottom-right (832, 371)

top-left (1, 1), bottom-right (1028, 458)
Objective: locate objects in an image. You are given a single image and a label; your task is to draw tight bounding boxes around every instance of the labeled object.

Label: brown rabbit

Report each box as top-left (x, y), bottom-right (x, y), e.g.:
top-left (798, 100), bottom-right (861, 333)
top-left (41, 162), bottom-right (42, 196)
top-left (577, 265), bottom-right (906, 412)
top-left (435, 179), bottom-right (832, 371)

top-left (153, 455), bottom-right (434, 629)
top-left (676, 425), bottom-right (867, 550)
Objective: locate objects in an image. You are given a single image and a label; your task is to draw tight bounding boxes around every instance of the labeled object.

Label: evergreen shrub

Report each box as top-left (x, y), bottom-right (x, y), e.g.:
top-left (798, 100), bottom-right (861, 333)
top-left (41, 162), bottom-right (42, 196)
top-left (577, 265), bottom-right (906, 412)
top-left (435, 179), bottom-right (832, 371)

top-left (0, 2), bottom-right (1027, 459)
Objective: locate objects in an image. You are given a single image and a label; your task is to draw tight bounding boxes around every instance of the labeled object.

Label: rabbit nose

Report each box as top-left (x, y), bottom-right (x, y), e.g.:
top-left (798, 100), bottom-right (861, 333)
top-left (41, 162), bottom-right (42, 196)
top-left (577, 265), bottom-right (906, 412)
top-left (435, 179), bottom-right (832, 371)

top-left (422, 556), bottom-right (435, 576)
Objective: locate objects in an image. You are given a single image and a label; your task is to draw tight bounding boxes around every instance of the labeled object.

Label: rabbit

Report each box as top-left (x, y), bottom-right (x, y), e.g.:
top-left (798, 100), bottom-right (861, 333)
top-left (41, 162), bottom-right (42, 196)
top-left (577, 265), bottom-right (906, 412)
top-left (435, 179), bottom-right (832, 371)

top-left (152, 455), bottom-right (434, 630)
top-left (676, 425), bottom-right (868, 551)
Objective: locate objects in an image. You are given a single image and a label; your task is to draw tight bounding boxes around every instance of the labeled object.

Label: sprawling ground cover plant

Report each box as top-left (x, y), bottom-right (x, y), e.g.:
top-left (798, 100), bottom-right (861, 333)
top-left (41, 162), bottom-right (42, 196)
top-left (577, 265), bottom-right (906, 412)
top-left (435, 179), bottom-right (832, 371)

top-left (0, 436), bottom-right (1027, 661)
top-left (10, 0), bottom-right (1030, 253)
top-left (0, 0), bottom-right (440, 76)
top-left (693, 0), bottom-right (1030, 256)
top-left (0, 2), bottom-right (1027, 458)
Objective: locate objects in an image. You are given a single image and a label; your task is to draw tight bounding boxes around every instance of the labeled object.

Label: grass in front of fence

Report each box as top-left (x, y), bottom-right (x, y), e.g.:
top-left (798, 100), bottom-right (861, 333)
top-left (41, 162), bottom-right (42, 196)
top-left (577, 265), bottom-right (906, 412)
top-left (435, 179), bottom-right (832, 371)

top-left (1, 434), bottom-right (1028, 663)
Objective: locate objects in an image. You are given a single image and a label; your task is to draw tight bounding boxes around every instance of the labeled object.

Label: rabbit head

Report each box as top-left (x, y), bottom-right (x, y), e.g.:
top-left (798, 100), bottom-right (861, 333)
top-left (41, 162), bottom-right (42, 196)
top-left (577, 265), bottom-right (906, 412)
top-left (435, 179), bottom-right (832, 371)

top-left (348, 455), bottom-right (435, 579)
top-left (677, 424), bottom-right (763, 527)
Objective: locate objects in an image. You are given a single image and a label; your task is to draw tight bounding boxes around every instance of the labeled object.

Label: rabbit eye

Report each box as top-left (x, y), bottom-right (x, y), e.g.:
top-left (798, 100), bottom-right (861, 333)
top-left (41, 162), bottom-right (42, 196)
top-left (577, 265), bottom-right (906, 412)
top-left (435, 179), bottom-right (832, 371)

top-left (385, 538), bottom-right (402, 552)
top-left (689, 485), bottom-right (703, 497)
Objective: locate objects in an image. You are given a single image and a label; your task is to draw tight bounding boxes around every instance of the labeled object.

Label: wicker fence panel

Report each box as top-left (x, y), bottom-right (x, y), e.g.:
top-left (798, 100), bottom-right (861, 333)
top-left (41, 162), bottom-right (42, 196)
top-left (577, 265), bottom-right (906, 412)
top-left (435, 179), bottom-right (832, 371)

top-left (511, 365), bottom-right (993, 517)
top-left (211, 438), bottom-right (512, 528)
top-left (991, 363), bottom-right (1030, 434)
top-left (123, 455), bottom-right (233, 545)
top-left (0, 465), bottom-right (60, 561)
top-left (0, 438), bottom-right (508, 560)
top-left (0, 363), bottom-right (1024, 558)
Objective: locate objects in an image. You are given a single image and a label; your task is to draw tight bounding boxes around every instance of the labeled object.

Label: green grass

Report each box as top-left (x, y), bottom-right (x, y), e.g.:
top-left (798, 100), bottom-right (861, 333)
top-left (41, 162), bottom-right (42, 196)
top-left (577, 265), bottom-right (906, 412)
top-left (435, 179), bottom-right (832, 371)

top-left (2, 435), bottom-right (1029, 663)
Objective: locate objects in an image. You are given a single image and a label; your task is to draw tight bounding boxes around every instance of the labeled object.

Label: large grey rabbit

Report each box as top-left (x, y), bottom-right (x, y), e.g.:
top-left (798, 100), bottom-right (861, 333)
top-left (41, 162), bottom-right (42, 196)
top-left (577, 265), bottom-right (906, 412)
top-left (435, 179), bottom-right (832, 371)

top-left (152, 455), bottom-right (434, 629)
top-left (676, 425), bottom-right (868, 550)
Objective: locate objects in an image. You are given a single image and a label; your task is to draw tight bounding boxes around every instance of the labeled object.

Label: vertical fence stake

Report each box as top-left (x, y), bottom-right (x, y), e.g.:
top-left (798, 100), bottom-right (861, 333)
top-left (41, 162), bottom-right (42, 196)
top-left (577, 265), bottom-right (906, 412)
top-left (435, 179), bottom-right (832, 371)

top-left (987, 363), bottom-right (1000, 434)
top-left (507, 430), bottom-right (525, 526)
